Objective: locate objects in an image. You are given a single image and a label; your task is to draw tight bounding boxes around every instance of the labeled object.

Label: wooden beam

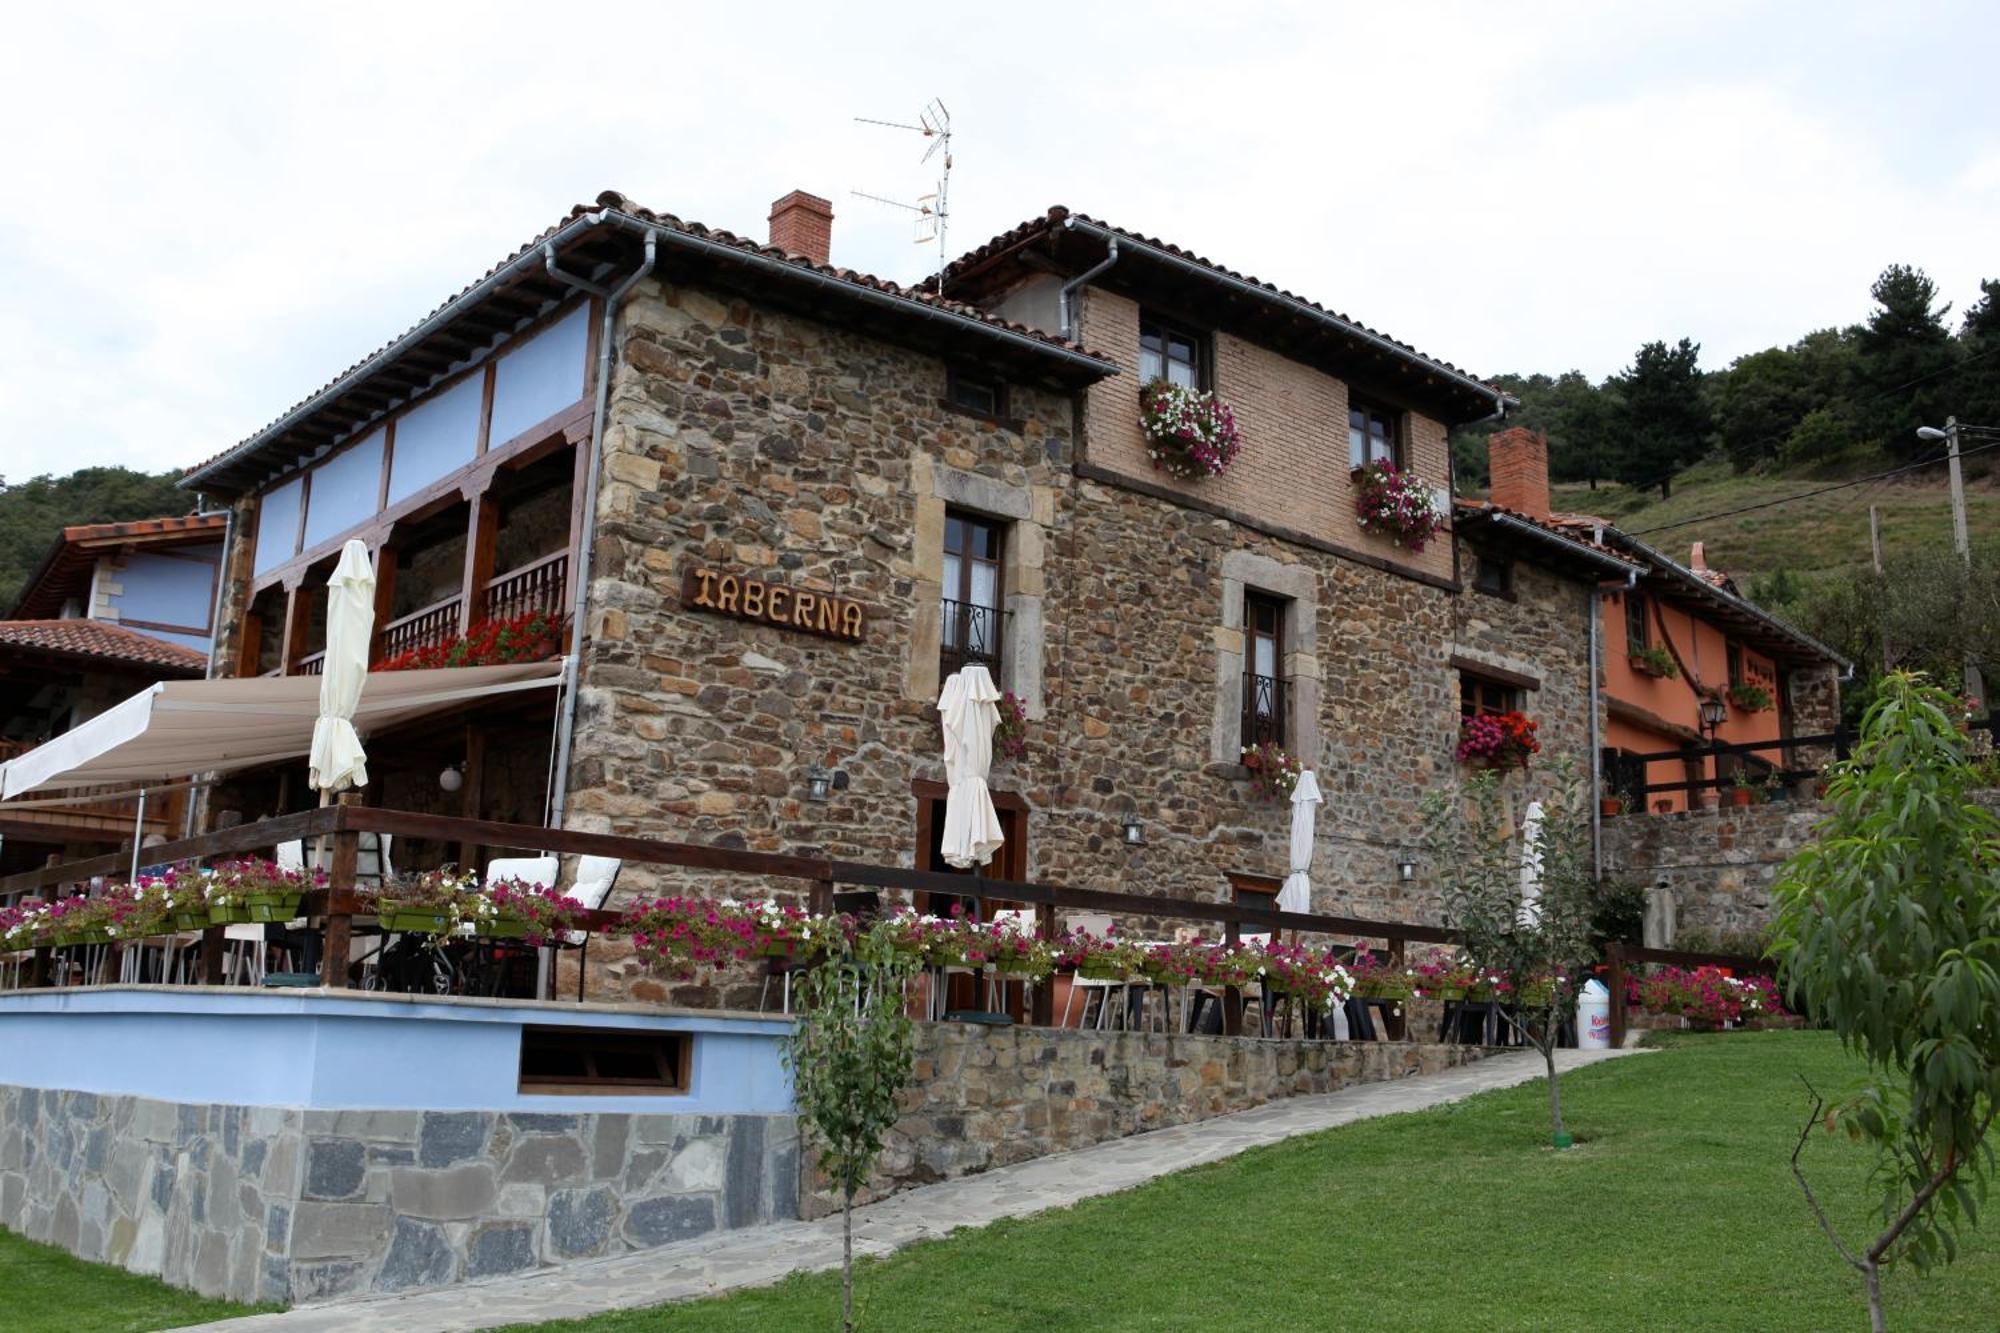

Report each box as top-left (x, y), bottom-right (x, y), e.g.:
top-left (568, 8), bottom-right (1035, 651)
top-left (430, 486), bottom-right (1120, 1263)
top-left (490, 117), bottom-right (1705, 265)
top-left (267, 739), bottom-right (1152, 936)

top-left (459, 485), bottom-right (499, 632)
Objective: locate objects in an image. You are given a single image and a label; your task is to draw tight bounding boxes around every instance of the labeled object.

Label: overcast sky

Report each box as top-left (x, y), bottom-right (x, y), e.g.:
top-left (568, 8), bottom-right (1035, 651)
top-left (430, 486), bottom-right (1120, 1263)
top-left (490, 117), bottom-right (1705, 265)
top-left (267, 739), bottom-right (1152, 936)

top-left (1, 1), bottom-right (1994, 483)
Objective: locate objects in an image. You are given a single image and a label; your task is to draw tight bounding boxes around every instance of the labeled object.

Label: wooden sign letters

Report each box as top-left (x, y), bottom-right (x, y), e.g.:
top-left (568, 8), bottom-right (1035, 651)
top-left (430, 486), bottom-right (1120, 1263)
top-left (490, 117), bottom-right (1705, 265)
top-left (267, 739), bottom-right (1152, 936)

top-left (680, 565), bottom-right (865, 642)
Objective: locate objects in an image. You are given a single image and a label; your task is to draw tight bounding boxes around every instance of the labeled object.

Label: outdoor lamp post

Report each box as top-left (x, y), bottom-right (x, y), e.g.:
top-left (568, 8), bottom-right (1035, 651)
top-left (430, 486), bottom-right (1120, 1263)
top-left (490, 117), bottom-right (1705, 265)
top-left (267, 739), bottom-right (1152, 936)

top-left (1698, 694), bottom-right (1727, 740)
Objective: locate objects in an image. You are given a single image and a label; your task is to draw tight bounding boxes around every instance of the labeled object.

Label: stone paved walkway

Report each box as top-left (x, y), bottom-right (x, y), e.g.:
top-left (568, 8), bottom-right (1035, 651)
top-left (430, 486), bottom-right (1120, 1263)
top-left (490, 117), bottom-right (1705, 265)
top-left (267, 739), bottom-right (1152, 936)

top-left (186, 1047), bottom-right (1641, 1332)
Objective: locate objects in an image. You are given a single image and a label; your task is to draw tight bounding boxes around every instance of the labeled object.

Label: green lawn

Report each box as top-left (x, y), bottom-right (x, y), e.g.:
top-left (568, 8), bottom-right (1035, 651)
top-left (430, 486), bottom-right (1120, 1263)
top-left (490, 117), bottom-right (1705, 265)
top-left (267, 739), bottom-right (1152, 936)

top-left (0, 1226), bottom-right (269, 1333)
top-left (511, 1032), bottom-right (1998, 1332)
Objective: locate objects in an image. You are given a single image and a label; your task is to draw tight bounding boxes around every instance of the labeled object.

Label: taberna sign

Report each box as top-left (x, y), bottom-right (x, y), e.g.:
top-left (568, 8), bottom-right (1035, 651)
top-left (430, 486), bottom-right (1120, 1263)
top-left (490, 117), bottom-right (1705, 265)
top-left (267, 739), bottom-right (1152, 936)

top-left (680, 565), bottom-right (865, 642)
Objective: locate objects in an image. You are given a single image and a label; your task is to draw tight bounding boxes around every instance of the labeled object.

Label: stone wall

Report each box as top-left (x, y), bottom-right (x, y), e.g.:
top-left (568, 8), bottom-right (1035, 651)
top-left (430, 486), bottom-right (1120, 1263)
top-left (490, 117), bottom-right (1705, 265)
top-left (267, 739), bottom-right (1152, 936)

top-left (1603, 788), bottom-right (2000, 943)
top-left (0, 1085), bottom-right (796, 1305)
top-left (809, 1024), bottom-right (1500, 1216)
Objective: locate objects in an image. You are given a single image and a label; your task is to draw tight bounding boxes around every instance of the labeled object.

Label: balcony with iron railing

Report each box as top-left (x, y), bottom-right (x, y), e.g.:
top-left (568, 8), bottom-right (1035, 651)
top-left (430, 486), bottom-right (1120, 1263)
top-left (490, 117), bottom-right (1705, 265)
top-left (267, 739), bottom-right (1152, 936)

top-left (1240, 673), bottom-right (1293, 751)
top-left (939, 597), bottom-right (1007, 681)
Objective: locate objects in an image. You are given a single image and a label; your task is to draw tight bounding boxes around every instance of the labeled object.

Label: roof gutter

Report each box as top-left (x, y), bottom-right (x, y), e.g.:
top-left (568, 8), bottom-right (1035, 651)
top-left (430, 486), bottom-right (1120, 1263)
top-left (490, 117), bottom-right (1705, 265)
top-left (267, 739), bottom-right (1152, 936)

top-left (1059, 217), bottom-right (1512, 415)
top-left (1483, 512), bottom-right (1645, 576)
top-left (541, 225), bottom-right (658, 832)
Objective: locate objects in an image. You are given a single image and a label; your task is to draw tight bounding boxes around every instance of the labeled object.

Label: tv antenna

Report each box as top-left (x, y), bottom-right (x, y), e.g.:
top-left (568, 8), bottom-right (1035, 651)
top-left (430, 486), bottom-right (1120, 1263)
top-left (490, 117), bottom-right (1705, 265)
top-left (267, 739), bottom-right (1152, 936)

top-left (852, 98), bottom-right (952, 291)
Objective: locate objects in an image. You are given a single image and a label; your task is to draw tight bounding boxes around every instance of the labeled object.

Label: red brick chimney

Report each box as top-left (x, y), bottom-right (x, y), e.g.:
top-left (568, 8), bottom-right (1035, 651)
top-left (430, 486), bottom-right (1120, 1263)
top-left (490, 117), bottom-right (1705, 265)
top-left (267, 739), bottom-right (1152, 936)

top-left (1488, 426), bottom-right (1551, 521)
top-left (768, 190), bottom-right (834, 265)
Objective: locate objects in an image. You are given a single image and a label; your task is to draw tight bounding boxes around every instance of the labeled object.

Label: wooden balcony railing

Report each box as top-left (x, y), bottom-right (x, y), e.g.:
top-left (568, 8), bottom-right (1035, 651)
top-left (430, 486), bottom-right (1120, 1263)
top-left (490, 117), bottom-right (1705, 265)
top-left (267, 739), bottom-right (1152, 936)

top-left (482, 551), bottom-right (568, 624)
top-left (377, 595), bottom-right (462, 663)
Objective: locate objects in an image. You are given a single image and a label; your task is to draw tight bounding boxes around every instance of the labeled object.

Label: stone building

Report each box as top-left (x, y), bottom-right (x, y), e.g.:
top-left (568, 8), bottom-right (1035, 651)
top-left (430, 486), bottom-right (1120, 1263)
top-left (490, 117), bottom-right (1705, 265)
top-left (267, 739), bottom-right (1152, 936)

top-left (172, 188), bottom-right (1818, 990)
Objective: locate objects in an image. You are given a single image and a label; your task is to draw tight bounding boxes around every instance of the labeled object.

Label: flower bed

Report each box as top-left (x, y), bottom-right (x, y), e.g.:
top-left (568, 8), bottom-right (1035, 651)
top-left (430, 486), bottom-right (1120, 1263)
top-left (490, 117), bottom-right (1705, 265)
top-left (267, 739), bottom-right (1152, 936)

top-left (375, 610), bottom-right (562, 673)
top-left (1455, 711), bottom-right (1540, 770)
top-left (1353, 460), bottom-right (1444, 552)
top-left (1632, 966), bottom-right (1787, 1028)
top-left (1138, 381), bottom-right (1241, 480)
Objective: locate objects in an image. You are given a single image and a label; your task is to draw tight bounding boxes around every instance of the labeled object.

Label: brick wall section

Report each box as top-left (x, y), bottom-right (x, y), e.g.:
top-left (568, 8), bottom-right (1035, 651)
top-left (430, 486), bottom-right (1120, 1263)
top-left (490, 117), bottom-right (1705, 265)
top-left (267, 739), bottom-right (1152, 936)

top-left (1487, 426), bottom-right (1551, 519)
top-left (806, 1024), bottom-right (1502, 1216)
top-left (1076, 287), bottom-right (1455, 583)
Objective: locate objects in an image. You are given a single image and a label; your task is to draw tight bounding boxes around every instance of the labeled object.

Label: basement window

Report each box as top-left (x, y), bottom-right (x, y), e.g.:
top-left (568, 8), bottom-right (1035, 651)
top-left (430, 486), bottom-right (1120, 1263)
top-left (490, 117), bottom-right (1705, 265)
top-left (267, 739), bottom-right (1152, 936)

top-left (518, 1026), bottom-right (688, 1095)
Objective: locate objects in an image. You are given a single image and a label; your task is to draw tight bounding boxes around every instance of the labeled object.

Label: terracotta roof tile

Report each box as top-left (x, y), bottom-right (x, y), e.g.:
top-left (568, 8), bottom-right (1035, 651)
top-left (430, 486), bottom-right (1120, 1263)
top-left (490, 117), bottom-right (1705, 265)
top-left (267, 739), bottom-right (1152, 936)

top-left (0, 621), bottom-right (208, 675)
top-left (12, 513), bottom-right (227, 621)
top-left (946, 207), bottom-right (1507, 400)
top-left (59, 514), bottom-right (225, 545)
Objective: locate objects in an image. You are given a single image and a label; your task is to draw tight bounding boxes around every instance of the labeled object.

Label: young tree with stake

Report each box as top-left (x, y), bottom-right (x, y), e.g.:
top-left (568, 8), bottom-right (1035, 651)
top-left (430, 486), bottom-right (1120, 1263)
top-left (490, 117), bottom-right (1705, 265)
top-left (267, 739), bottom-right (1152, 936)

top-left (1423, 759), bottom-right (1601, 1147)
top-left (783, 920), bottom-right (919, 1333)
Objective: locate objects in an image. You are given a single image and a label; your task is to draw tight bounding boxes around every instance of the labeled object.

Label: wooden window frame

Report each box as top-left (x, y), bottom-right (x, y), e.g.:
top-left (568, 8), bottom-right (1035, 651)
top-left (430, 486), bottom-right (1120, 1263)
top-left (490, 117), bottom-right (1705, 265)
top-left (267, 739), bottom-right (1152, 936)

top-left (1726, 641), bottom-right (1744, 688)
top-left (1458, 671), bottom-right (1520, 719)
top-left (1241, 590), bottom-right (1289, 751)
top-left (941, 509), bottom-right (1006, 681)
top-left (1625, 592), bottom-right (1651, 655)
top-left (1471, 550), bottom-right (1514, 600)
top-left (1348, 396), bottom-right (1402, 471)
top-left (943, 368), bottom-right (1012, 425)
top-left (517, 1026), bottom-right (689, 1096)
top-left (1137, 311), bottom-right (1210, 391)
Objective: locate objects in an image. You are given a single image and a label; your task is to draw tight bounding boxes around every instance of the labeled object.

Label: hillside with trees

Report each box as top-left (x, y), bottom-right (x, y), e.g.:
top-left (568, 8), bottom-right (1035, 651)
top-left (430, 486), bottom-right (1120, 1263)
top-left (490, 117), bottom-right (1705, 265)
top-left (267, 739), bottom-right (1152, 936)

top-left (0, 467), bottom-right (195, 611)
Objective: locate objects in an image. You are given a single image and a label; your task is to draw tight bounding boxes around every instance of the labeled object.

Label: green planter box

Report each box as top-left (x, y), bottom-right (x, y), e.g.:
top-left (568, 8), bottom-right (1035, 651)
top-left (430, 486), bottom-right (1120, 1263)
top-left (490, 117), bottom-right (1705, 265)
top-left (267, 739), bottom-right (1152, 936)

top-left (207, 905), bottom-right (253, 927)
top-left (169, 911), bottom-right (209, 933)
top-left (380, 906), bottom-right (453, 936)
top-left (242, 892), bottom-right (304, 923)
top-left (52, 928), bottom-right (112, 948)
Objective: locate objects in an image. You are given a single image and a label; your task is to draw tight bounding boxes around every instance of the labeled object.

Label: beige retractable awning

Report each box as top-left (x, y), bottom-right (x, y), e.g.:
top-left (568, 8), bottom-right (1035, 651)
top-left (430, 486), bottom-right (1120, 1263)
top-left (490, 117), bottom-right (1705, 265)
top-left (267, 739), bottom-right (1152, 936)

top-left (0, 660), bottom-right (565, 799)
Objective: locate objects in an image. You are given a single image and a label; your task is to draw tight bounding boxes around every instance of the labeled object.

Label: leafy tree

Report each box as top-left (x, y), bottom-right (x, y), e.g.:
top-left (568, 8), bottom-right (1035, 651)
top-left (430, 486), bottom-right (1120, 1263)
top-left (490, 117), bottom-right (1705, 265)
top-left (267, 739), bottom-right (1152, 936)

top-left (1610, 338), bottom-right (1711, 497)
top-left (0, 466), bottom-right (193, 610)
top-left (1718, 345), bottom-right (1809, 471)
top-left (1423, 759), bottom-right (1601, 1146)
top-left (1789, 543), bottom-right (2000, 710)
top-left (1857, 265), bottom-right (1955, 449)
top-left (1956, 278), bottom-right (2000, 431)
top-left (1772, 674), bottom-right (1999, 1332)
top-left (785, 921), bottom-right (919, 1332)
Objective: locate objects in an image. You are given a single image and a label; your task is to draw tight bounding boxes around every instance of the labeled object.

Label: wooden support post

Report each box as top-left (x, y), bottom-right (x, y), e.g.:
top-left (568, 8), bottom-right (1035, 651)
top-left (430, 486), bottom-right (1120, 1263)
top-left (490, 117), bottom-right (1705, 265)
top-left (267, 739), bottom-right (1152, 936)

top-left (201, 927), bottom-right (225, 985)
top-left (457, 724), bottom-right (486, 868)
top-left (319, 793), bottom-right (361, 989)
top-left (459, 488), bottom-right (500, 634)
top-left (368, 544), bottom-right (399, 666)
top-left (280, 585), bottom-right (313, 676)
top-left (1608, 941), bottom-right (1628, 1051)
top-left (808, 878), bottom-right (833, 918)
top-left (1031, 902), bottom-right (1057, 1028)
top-left (1222, 920), bottom-right (1243, 1036)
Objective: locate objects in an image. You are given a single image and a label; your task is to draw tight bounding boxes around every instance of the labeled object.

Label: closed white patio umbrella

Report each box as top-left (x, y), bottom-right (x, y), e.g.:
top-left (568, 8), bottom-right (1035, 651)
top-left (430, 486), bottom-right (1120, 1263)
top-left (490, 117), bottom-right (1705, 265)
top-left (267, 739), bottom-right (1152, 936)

top-left (1276, 769), bottom-right (1322, 913)
top-left (937, 665), bottom-right (1004, 870)
top-left (1517, 798), bottom-right (1545, 928)
top-left (308, 540), bottom-right (377, 794)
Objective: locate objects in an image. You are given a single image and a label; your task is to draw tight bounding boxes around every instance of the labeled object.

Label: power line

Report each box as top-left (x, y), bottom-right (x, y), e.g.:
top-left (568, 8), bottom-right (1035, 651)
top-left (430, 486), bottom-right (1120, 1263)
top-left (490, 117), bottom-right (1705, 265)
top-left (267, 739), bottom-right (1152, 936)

top-left (1627, 436), bottom-right (2000, 535)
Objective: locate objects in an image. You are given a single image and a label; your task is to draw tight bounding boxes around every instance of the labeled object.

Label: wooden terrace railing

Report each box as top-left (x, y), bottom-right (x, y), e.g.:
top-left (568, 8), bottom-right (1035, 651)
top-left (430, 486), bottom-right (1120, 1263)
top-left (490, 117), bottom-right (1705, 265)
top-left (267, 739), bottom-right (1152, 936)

top-left (1614, 716), bottom-right (2000, 805)
top-left (377, 596), bottom-right (462, 662)
top-left (1, 803), bottom-right (1459, 1035)
top-left (481, 551), bottom-right (568, 624)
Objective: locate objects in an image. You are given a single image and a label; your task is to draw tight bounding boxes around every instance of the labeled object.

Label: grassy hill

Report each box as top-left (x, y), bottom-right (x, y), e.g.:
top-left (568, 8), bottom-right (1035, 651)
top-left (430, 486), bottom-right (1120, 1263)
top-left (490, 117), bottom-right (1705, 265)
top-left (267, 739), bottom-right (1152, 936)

top-left (1544, 457), bottom-right (2000, 589)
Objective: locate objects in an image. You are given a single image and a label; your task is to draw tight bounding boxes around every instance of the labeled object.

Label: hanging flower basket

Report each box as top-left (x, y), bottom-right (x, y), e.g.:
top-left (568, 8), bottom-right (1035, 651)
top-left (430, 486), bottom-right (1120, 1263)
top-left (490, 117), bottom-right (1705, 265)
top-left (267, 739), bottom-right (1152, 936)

top-left (1240, 742), bottom-right (1305, 803)
top-left (1353, 460), bottom-right (1445, 552)
top-left (1726, 682), bottom-right (1773, 713)
top-left (1138, 381), bottom-right (1241, 480)
top-left (1630, 646), bottom-right (1678, 679)
top-left (993, 691), bottom-right (1029, 763)
top-left (1455, 711), bottom-right (1540, 771)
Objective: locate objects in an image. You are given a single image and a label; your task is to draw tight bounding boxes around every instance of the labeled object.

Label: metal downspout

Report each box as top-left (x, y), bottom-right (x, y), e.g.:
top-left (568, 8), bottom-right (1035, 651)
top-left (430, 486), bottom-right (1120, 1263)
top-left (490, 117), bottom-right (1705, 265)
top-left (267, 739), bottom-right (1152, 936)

top-left (1057, 226), bottom-right (1119, 343)
top-left (541, 228), bottom-right (658, 830)
top-left (1588, 585), bottom-right (1601, 880)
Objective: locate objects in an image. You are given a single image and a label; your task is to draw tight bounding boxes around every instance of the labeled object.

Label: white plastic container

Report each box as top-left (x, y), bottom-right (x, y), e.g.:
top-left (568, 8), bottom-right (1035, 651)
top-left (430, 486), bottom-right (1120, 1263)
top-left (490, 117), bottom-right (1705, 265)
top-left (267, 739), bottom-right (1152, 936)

top-left (1576, 979), bottom-right (1612, 1049)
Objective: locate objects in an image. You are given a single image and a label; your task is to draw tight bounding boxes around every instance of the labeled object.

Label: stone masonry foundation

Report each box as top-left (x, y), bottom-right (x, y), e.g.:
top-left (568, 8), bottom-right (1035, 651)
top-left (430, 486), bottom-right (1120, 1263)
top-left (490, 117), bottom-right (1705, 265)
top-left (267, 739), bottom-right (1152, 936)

top-left (0, 1086), bottom-right (796, 1305)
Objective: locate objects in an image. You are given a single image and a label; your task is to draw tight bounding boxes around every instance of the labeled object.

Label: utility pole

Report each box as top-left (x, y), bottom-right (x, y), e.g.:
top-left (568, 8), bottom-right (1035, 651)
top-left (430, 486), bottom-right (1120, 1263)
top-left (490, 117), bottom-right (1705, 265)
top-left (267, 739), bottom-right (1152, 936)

top-left (1918, 417), bottom-right (1983, 710)
top-left (1870, 505), bottom-right (1891, 673)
